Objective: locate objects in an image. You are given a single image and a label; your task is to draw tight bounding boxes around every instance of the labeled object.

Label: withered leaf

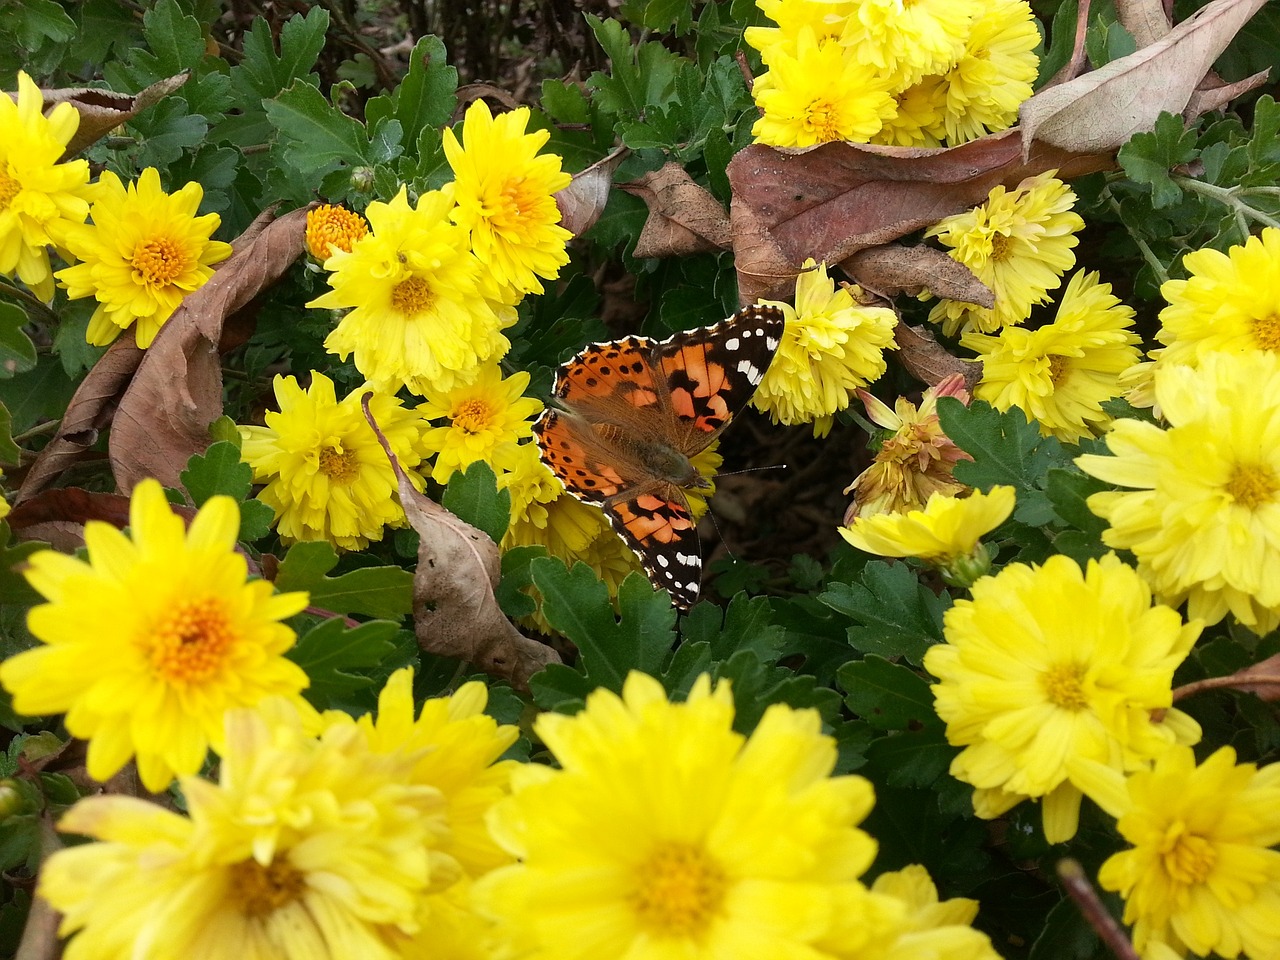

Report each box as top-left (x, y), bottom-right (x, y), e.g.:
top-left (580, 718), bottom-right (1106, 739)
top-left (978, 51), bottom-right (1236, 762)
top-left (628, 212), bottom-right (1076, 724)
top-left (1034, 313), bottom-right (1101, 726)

top-left (556, 146), bottom-right (628, 237)
top-left (8, 487), bottom-right (199, 552)
top-left (620, 162), bottom-right (733, 258)
top-left (839, 244), bottom-right (995, 305)
top-left (1201, 653), bottom-right (1280, 702)
top-left (361, 397), bottom-right (559, 691)
top-left (893, 322), bottom-right (979, 389)
top-left (32, 74), bottom-right (190, 156)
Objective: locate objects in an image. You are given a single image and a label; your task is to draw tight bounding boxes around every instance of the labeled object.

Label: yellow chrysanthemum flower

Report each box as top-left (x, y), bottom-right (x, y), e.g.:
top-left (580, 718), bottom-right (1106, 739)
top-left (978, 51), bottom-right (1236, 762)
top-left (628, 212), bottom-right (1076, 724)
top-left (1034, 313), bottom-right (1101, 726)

top-left (938, 0), bottom-right (1040, 145)
top-left (56, 168), bottom-right (232, 348)
top-left (475, 671), bottom-right (906, 960)
top-left (0, 71), bottom-right (91, 302)
top-left (752, 29), bottom-right (898, 147)
top-left (753, 260), bottom-right (898, 436)
top-left (311, 186), bottom-right (513, 396)
top-left (1071, 746), bottom-right (1280, 960)
top-left (38, 696), bottom-right (444, 960)
top-left (1077, 351), bottom-right (1280, 634)
top-left (924, 553), bottom-right (1203, 844)
top-left (418, 364), bottom-right (544, 484)
top-left (873, 75), bottom-right (948, 147)
top-left (0, 479), bottom-right (309, 792)
top-left (844, 374), bottom-right (973, 521)
top-left (305, 202), bottom-right (368, 259)
top-left (859, 865), bottom-right (1004, 960)
top-left (444, 100), bottom-right (572, 299)
top-left (745, 0), bottom-right (853, 59)
top-left (927, 172), bottom-right (1085, 336)
top-left (838, 486), bottom-right (1015, 585)
top-left (840, 0), bottom-right (979, 87)
top-left (962, 270), bottom-right (1141, 443)
top-left (239, 372), bottom-right (431, 551)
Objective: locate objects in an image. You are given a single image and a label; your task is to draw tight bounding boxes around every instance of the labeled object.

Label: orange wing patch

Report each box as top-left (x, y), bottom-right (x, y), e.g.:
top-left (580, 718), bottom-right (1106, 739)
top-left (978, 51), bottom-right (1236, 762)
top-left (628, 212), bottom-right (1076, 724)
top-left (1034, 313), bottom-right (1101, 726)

top-left (557, 337), bottom-right (661, 410)
top-left (534, 411), bottom-right (626, 502)
top-left (659, 342), bottom-right (733, 434)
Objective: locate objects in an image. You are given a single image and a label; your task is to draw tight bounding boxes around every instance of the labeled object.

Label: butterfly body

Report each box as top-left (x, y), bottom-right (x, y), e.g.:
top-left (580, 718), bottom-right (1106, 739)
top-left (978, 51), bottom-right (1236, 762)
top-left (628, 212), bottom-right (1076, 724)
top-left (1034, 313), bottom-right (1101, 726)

top-left (533, 305), bottom-right (785, 608)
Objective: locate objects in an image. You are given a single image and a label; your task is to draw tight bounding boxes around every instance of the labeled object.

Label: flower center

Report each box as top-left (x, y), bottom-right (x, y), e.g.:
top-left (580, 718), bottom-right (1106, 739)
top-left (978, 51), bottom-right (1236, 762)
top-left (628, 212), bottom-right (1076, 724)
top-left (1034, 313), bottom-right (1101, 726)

top-left (1225, 462), bottom-right (1279, 510)
top-left (0, 164), bottom-right (20, 210)
top-left (989, 232), bottom-right (1012, 262)
top-left (318, 445), bottom-right (360, 484)
top-left (228, 857), bottom-right (306, 917)
top-left (805, 99), bottom-right (840, 142)
top-left (391, 275), bottom-right (434, 317)
top-left (1040, 661), bottom-right (1088, 710)
top-left (1250, 314), bottom-right (1280, 352)
top-left (144, 596), bottom-right (236, 684)
top-left (453, 398), bottom-right (494, 434)
top-left (1159, 822), bottom-right (1216, 886)
top-left (1047, 355), bottom-right (1070, 386)
top-left (131, 237), bottom-right (189, 287)
top-left (631, 842), bottom-right (727, 938)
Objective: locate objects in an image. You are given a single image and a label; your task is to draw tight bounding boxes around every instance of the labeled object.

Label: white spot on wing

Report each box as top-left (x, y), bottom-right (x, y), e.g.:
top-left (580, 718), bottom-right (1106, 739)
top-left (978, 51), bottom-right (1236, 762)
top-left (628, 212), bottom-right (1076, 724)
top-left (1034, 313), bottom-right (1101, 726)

top-left (656, 554), bottom-right (669, 568)
top-left (724, 337), bottom-right (740, 351)
top-left (737, 359), bottom-right (762, 383)
top-left (677, 552), bottom-right (698, 567)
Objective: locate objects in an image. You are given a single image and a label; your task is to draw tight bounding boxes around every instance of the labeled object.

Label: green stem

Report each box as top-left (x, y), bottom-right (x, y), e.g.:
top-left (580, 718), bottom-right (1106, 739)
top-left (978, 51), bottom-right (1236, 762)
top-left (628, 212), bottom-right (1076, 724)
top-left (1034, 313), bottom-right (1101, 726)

top-left (1101, 186), bottom-right (1169, 287)
top-left (1173, 176), bottom-right (1280, 231)
top-left (0, 280), bottom-right (58, 326)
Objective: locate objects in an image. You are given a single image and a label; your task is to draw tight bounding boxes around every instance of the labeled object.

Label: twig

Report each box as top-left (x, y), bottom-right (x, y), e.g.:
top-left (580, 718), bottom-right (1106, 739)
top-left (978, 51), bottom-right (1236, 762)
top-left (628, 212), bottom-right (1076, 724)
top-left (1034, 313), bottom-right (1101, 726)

top-left (1057, 859), bottom-right (1139, 960)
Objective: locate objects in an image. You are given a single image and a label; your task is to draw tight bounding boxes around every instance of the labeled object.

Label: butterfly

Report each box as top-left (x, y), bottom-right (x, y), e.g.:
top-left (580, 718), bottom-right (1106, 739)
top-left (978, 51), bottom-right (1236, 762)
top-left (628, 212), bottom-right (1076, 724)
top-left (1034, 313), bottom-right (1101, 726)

top-left (533, 304), bottom-right (785, 608)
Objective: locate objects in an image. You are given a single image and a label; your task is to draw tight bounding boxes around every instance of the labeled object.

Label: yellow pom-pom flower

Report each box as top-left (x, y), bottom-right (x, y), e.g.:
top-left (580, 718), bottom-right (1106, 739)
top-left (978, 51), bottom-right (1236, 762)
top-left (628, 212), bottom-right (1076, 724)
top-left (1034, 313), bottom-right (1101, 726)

top-left (840, 0), bottom-right (979, 87)
top-left (444, 100), bottom-right (573, 299)
top-left (927, 172), bottom-right (1084, 336)
top-left (938, 0), bottom-right (1039, 145)
top-left (0, 71), bottom-right (91, 302)
top-left (305, 202), bottom-right (368, 259)
top-left (56, 168), bottom-right (232, 348)
top-left (311, 186), bottom-right (513, 396)
top-left (962, 270), bottom-right (1141, 443)
top-left (924, 553), bottom-right (1203, 844)
top-left (873, 76), bottom-right (948, 147)
top-left (1077, 351), bottom-right (1280, 634)
top-left (475, 671), bottom-right (906, 960)
top-left (418, 364), bottom-right (544, 484)
top-left (744, 0), bottom-right (853, 58)
top-left (1071, 746), bottom-right (1280, 960)
top-left (753, 260), bottom-right (898, 436)
top-left (860, 865), bottom-right (1004, 960)
top-left (239, 372), bottom-right (431, 550)
top-left (37, 696), bottom-right (444, 960)
top-left (0, 479), bottom-right (310, 792)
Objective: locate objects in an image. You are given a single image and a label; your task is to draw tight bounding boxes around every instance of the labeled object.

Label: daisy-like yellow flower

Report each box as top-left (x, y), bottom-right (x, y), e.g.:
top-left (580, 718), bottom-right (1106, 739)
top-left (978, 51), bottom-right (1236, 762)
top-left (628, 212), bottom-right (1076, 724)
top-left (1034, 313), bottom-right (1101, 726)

top-left (873, 76), bottom-right (948, 147)
top-left (475, 671), bottom-right (906, 960)
top-left (844, 373), bottom-right (973, 521)
top-left (753, 260), bottom-right (898, 436)
top-left (0, 479), bottom-right (309, 792)
top-left (840, 0), bottom-right (979, 87)
top-left (305, 202), bottom-right (368, 260)
top-left (839, 486), bottom-right (1015, 586)
top-left (927, 172), bottom-right (1085, 336)
top-left (1077, 351), bottom-right (1280, 634)
top-left (924, 553), bottom-right (1203, 844)
top-left (38, 696), bottom-right (444, 960)
top-left (938, 0), bottom-right (1040, 145)
top-left (858, 865), bottom-right (1004, 960)
top-left (444, 100), bottom-right (572, 299)
top-left (752, 29), bottom-right (898, 147)
top-left (311, 186), bottom-right (513, 396)
top-left (0, 72), bottom-right (91, 302)
top-left (1071, 746), bottom-right (1280, 960)
top-left (239, 372), bottom-right (431, 551)
top-left (962, 270), bottom-right (1141, 443)
top-left (745, 0), bottom-right (853, 58)
top-left (57, 168), bottom-right (232, 348)
top-left (418, 364), bottom-right (544, 484)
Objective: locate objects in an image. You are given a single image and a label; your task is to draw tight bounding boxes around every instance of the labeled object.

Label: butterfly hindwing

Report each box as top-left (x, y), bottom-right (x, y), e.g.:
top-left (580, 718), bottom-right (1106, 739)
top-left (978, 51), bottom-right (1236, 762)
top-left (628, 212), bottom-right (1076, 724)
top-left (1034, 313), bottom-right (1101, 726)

top-left (603, 486), bottom-right (701, 609)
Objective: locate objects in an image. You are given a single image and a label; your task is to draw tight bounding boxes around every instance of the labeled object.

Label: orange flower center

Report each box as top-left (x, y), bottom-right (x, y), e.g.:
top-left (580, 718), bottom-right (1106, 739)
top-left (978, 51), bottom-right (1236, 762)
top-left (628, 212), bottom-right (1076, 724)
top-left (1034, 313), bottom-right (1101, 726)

top-left (228, 857), bottom-right (306, 917)
top-left (453, 398), bottom-right (493, 434)
top-left (131, 236), bottom-right (189, 288)
top-left (145, 596), bottom-right (236, 684)
top-left (1040, 662), bottom-right (1088, 710)
top-left (631, 842), bottom-right (727, 937)
top-left (1159, 822), bottom-right (1216, 886)
top-left (805, 99), bottom-right (841, 142)
top-left (0, 164), bottom-right (20, 210)
top-left (318, 445), bottom-right (360, 484)
top-left (305, 204), bottom-right (368, 259)
top-left (1226, 462), bottom-right (1279, 510)
top-left (391, 275), bottom-right (434, 317)
top-left (989, 232), bottom-right (1012, 261)
top-left (1250, 314), bottom-right (1280, 352)
top-left (1048, 355), bottom-right (1071, 386)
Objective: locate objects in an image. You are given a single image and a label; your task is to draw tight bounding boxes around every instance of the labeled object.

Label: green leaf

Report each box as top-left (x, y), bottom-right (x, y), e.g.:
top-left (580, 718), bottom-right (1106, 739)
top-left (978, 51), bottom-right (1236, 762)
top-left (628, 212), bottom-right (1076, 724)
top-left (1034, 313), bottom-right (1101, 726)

top-left (132, 0), bottom-right (207, 79)
top-left (275, 540), bottom-right (413, 620)
top-left (1118, 112), bottom-right (1200, 209)
top-left (442, 461), bottom-right (510, 545)
top-left (0, 403), bottom-right (17, 465)
top-left (864, 726), bottom-right (955, 788)
top-left (366, 35), bottom-right (457, 145)
top-left (619, 0), bottom-right (693, 33)
top-left (0, 303), bottom-right (37, 379)
top-left (495, 544), bottom-right (545, 620)
top-left (679, 592), bottom-right (784, 662)
top-left (13, 0), bottom-right (75, 50)
top-left (0, 536), bottom-right (45, 606)
top-left (180, 440), bottom-right (252, 505)
top-left (716, 652), bottom-right (842, 732)
top-left (231, 7), bottom-right (329, 101)
top-left (820, 561), bottom-right (948, 665)
top-left (1044, 467), bottom-right (1109, 536)
top-left (586, 14), bottom-right (683, 124)
top-left (265, 80), bottom-right (371, 177)
top-left (837, 655), bottom-right (940, 731)
top-left (288, 618), bottom-right (400, 710)
top-left (133, 99), bottom-right (209, 169)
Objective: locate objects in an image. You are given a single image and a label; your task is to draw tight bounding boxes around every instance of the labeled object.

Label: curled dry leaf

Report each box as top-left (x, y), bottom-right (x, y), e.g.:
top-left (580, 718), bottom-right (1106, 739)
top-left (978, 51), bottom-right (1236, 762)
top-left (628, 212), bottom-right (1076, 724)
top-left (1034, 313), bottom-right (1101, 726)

top-left (839, 244), bottom-right (995, 305)
top-left (555, 146), bottom-right (628, 237)
top-left (1175, 653), bottom-right (1280, 702)
top-left (7, 487), bottom-right (134, 552)
top-left (32, 73), bottom-right (190, 156)
top-left (110, 204), bottom-right (314, 493)
top-left (893, 322), bottom-right (979, 389)
top-left (619, 162), bottom-right (733, 258)
top-left (360, 396), bottom-right (559, 691)
top-left (1018, 0), bottom-right (1270, 155)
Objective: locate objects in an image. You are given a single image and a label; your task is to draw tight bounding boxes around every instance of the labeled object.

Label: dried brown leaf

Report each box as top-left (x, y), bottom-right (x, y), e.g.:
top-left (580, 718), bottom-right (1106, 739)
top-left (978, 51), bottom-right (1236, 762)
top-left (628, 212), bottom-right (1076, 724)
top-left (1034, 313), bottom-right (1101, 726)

top-left (840, 244), bottom-right (995, 305)
top-left (35, 74), bottom-right (190, 155)
top-left (1116, 0), bottom-right (1172, 45)
top-left (110, 205), bottom-right (314, 493)
top-left (894, 322), bottom-right (979, 389)
top-left (1185, 68), bottom-right (1271, 119)
top-left (620, 162), bottom-right (732, 258)
top-left (556, 146), bottom-right (628, 237)
top-left (1174, 653), bottom-right (1280, 702)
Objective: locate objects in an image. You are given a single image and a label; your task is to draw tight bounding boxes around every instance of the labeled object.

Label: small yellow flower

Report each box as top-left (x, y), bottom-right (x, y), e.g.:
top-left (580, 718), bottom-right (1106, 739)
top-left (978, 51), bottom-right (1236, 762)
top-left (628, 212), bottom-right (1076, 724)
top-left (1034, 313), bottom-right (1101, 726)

top-left (925, 553), bottom-right (1202, 844)
top-left (305, 203), bottom-right (368, 259)
top-left (56, 168), bottom-right (232, 348)
top-left (444, 100), bottom-right (572, 299)
top-left (873, 76), bottom-right (948, 147)
top-left (239, 372), bottom-right (431, 550)
top-left (745, 0), bottom-right (853, 58)
top-left (418, 364), bottom-right (544, 484)
top-left (1071, 746), bottom-right (1280, 960)
top-left (938, 0), bottom-right (1040, 145)
top-left (860, 865), bottom-right (1004, 960)
top-left (753, 260), bottom-right (898, 436)
top-left (0, 479), bottom-right (309, 792)
top-left (962, 270), bottom-right (1142, 443)
top-left (0, 71), bottom-right (92, 302)
top-left (927, 172), bottom-right (1084, 336)
top-left (840, 0), bottom-right (979, 87)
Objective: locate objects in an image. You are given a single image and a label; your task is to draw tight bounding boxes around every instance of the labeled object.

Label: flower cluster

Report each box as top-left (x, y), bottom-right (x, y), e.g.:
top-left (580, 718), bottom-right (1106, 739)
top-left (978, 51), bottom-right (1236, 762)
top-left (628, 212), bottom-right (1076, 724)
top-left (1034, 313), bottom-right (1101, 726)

top-left (748, 0), bottom-right (1039, 148)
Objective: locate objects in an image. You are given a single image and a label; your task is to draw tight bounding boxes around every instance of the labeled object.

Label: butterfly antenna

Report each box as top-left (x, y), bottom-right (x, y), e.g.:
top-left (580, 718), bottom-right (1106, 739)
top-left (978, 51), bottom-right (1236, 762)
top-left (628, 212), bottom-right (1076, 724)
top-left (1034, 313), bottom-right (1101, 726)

top-left (710, 463), bottom-right (789, 481)
top-left (704, 464), bottom-right (787, 562)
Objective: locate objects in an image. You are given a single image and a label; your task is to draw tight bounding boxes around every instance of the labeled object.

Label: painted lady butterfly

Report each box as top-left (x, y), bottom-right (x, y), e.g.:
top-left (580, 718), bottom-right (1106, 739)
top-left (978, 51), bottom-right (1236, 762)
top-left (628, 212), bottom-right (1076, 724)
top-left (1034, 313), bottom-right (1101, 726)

top-left (533, 304), bottom-right (785, 608)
